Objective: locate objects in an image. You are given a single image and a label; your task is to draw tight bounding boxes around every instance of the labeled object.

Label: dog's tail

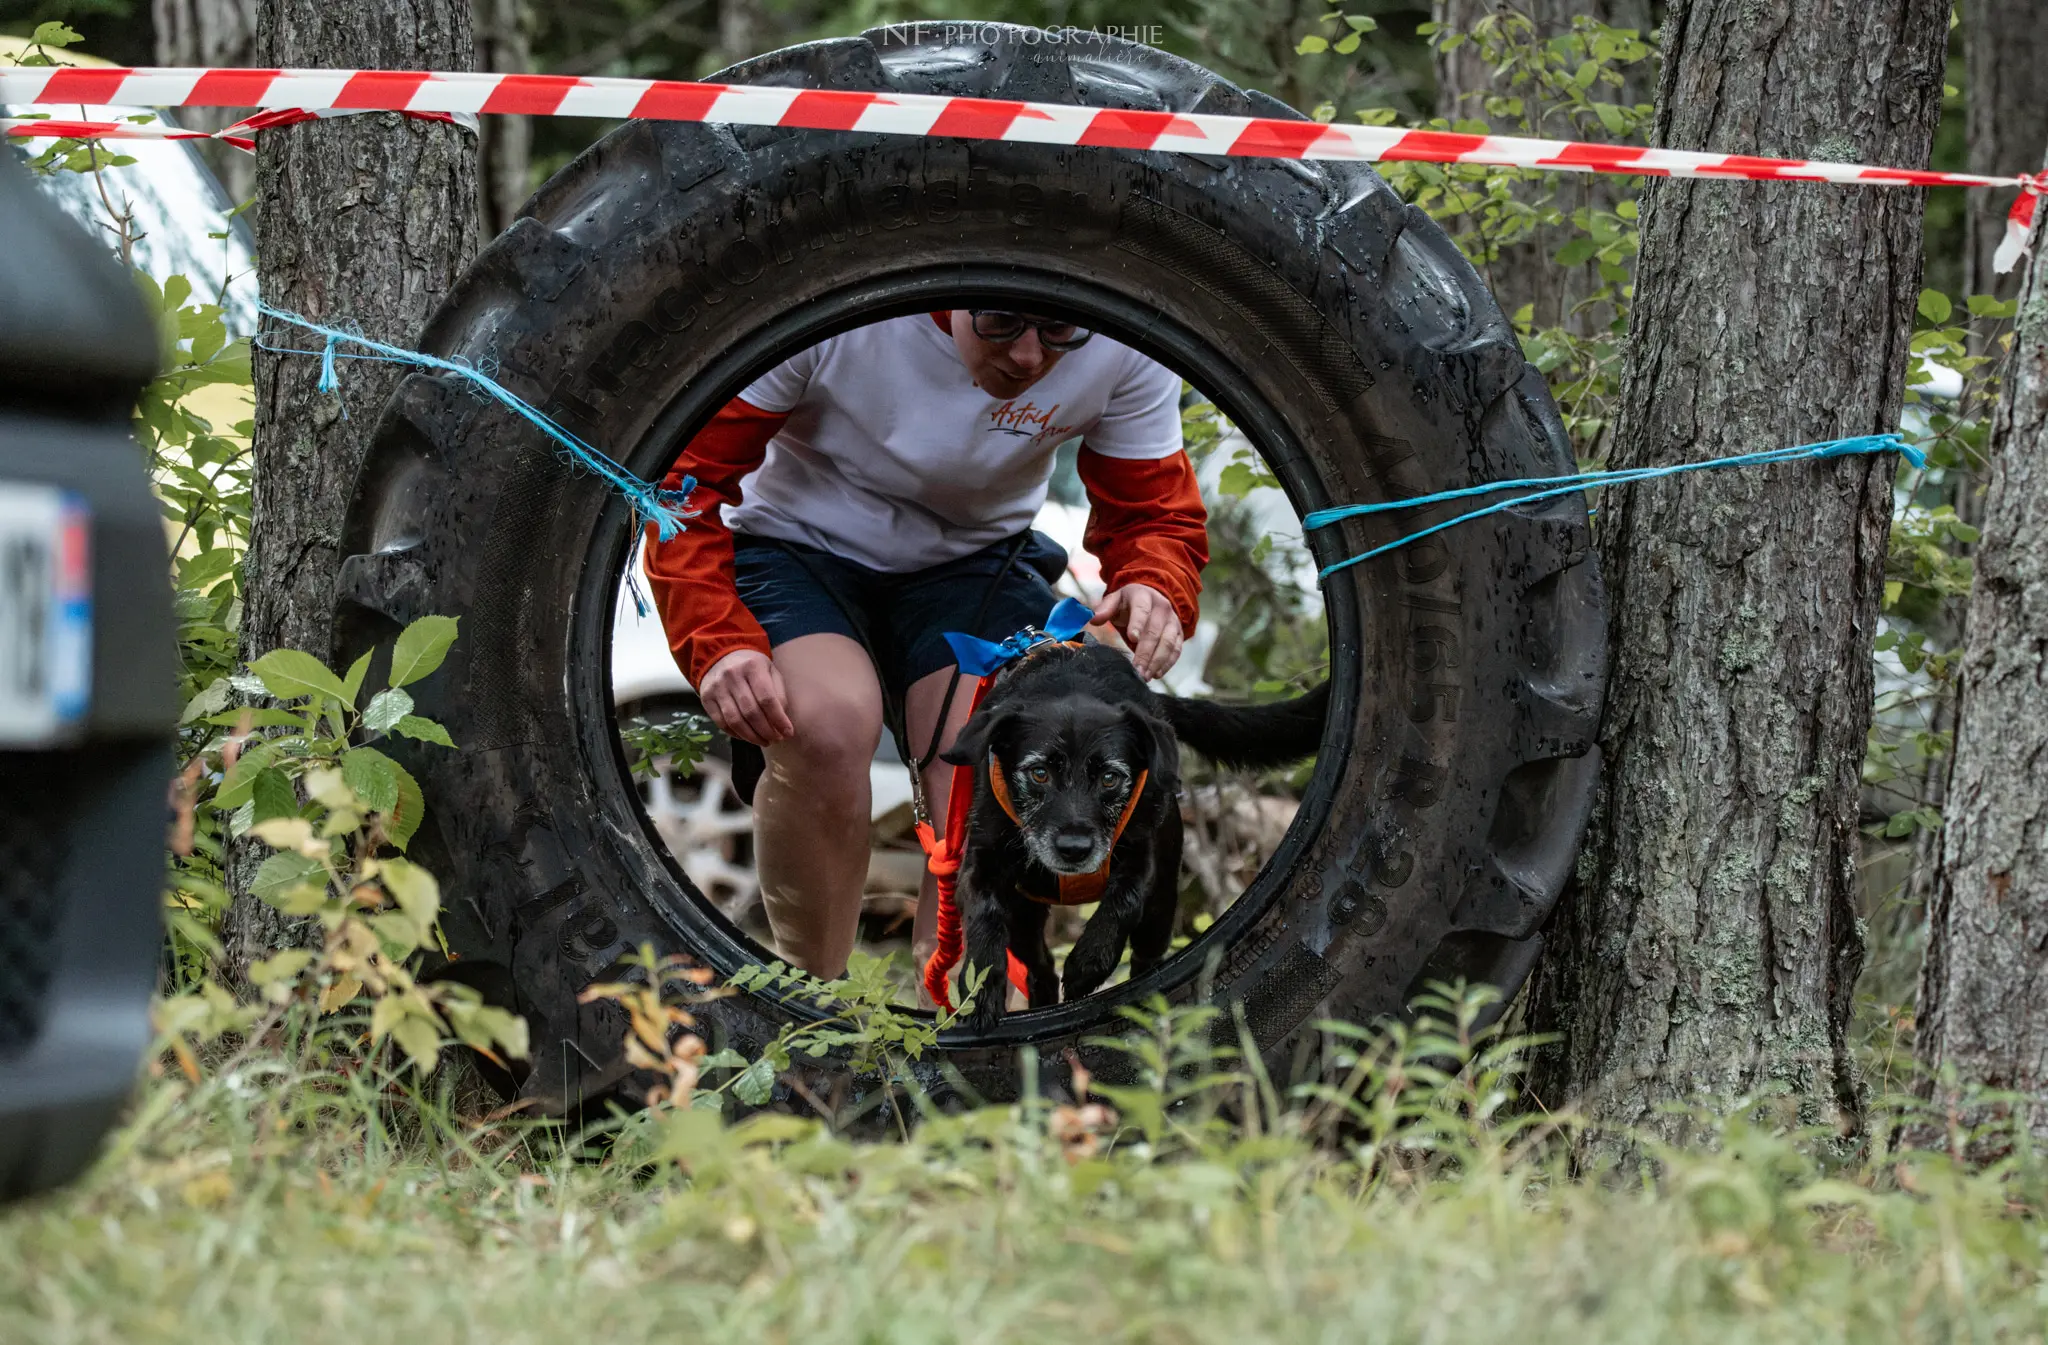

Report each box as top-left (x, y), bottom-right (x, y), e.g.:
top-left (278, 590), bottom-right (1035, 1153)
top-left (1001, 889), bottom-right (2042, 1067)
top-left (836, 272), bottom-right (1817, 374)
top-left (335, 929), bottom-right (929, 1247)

top-left (1154, 681), bottom-right (1330, 770)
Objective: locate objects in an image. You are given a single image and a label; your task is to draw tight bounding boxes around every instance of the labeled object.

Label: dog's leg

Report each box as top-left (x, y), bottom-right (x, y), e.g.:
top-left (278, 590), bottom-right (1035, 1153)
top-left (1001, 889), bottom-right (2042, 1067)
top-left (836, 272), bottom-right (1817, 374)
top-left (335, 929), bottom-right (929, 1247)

top-left (1061, 875), bottom-right (1148, 1000)
top-left (1004, 901), bottom-right (1058, 1008)
top-left (1128, 884), bottom-right (1175, 979)
top-left (1128, 809), bottom-right (1182, 980)
top-left (960, 864), bottom-right (1013, 1031)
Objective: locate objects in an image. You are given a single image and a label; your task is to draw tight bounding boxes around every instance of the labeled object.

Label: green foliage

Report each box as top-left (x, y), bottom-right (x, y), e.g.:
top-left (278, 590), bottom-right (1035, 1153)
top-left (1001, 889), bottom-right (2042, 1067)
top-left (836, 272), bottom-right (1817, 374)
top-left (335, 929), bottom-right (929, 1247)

top-left (158, 615), bottom-right (529, 1078)
top-left (1336, 14), bottom-right (1658, 462)
top-left (1182, 394), bottom-right (1326, 695)
top-left (15, 981), bottom-right (2048, 1342)
top-left (618, 704), bottom-right (713, 782)
top-left (583, 945), bottom-right (988, 1132)
top-left (2, 27), bottom-right (145, 174)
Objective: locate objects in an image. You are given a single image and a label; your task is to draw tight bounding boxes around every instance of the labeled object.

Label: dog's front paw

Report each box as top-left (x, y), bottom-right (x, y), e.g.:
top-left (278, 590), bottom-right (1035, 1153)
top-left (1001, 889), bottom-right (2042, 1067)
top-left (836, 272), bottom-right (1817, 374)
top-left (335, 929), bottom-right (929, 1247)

top-left (960, 965), bottom-right (1007, 1031)
top-left (1062, 948), bottom-right (1117, 1001)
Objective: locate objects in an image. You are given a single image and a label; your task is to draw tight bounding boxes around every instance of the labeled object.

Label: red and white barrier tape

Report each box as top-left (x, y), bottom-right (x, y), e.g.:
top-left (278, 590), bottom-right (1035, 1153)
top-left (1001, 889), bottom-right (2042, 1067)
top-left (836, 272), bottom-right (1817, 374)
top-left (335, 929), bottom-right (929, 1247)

top-left (5, 65), bottom-right (2042, 271)
top-left (0, 105), bottom-right (475, 151)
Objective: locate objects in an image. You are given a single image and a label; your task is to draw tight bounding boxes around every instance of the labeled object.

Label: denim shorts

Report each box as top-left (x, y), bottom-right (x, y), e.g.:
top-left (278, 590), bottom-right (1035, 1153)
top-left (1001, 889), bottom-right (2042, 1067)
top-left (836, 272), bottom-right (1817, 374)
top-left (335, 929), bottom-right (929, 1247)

top-left (730, 529), bottom-right (1070, 700)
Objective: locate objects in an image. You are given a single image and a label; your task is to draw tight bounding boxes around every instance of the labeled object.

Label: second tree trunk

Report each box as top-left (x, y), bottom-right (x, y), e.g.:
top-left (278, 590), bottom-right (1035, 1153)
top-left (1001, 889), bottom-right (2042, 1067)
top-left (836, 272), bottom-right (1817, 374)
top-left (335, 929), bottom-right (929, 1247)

top-left (1529, 0), bottom-right (1949, 1139)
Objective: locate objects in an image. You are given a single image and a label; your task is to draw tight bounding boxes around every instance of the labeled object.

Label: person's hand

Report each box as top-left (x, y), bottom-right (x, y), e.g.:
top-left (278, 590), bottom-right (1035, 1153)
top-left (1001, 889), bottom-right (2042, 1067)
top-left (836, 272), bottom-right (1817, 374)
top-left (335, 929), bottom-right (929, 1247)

top-left (699, 649), bottom-right (795, 745)
top-left (1092, 583), bottom-right (1183, 681)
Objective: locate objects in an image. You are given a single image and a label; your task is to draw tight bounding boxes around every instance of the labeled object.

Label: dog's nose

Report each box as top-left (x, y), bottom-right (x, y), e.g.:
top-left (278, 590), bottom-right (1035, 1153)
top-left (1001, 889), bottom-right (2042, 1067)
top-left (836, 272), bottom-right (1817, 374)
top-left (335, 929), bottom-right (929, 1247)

top-left (1052, 830), bottom-right (1095, 865)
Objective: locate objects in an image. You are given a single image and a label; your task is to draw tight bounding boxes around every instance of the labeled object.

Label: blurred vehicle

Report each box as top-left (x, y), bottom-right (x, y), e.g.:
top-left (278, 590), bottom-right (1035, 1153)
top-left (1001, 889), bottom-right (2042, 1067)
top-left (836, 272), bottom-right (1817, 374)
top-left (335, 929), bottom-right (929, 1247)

top-left (0, 151), bottom-right (176, 1203)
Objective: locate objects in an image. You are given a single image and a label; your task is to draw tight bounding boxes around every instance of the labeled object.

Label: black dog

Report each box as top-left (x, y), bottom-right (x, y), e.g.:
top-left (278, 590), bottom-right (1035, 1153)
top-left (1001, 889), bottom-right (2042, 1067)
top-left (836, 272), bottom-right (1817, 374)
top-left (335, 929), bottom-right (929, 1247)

top-left (941, 642), bottom-right (1328, 1027)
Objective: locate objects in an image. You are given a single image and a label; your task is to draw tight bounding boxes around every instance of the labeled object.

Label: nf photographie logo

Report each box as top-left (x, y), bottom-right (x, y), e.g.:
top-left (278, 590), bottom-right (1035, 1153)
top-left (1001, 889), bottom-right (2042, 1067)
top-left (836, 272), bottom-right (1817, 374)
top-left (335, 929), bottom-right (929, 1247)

top-left (874, 22), bottom-right (1165, 53)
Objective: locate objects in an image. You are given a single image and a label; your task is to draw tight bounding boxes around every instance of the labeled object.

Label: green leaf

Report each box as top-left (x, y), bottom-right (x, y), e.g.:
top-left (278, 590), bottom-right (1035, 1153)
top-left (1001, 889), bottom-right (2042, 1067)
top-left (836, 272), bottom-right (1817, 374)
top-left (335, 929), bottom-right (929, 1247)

top-left (176, 547), bottom-right (238, 591)
top-left (1295, 33), bottom-right (1330, 54)
top-left (698, 1048), bottom-right (750, 1072)
top-left (252, 852), bottom-right (326, 909)
top-left (1916, 289), bottom-right (1953, 324)
top-left (1342, 13), bottom-right (1376, 30)
top-left (1333, 32), bottom-right (1361, 53)
top-left (249, 949), bottom-right (314, 987)
top-left (379, 857), bottom-right (440, 922)
top-left (363, 687), bottom-right (414, 733)
top-left (1593, 102), bottom-right (1627, 136)
top-left (387, 758), bottom-right (426, 851)
top-left (341, 747), bottom-right (401, 815)
top-left (732, 1056), bottom-right (778, 1106)
top-left (388, 615), bottom-right (459, 688)
top-left (1966, 294), bottom-right (2018, 319)
top-left (250, 767), bottom-right (298, 823)
top-left (393, 715), bottom-right (456, 748)
top-left (249, 649), bottom-right (351, 704)
top-left (31, 21), bottom-right (83, 46)
top-left (215, 740), bottom-right (279, 810)
top-left (203, 708), bottom-right (302, 729)
top-left (392, 1014), bottom-right (443, 1073)
top-left (179, 677), bottom-right (232, 725)
top-left (340, 650), bottom-right (374, 705)
top-left (1553, 236), bottom-right (1599, 267)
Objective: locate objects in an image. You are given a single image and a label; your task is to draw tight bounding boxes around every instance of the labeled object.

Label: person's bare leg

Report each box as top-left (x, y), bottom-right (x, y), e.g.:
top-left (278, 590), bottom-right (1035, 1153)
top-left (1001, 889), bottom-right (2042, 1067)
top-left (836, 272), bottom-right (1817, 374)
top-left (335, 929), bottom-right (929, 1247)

top-left (905, 666), bottom-right (992, 1001)
top-left (753, 633), bottom-right (884, 980)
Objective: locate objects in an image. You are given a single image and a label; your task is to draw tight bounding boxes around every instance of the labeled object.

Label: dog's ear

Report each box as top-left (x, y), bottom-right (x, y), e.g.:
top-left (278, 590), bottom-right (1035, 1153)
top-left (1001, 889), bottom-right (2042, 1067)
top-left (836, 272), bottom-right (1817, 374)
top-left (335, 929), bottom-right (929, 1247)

top-left (942, 706), bottom-right (1015, 767)
top-left (1119, 705), bottom-right (1179, 781)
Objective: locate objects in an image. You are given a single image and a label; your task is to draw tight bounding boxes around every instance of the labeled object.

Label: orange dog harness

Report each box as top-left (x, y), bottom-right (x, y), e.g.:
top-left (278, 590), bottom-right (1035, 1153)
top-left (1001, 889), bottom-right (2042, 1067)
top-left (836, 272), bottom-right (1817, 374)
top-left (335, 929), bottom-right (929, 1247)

top-left (985, 755), bottom-right (1150, 907)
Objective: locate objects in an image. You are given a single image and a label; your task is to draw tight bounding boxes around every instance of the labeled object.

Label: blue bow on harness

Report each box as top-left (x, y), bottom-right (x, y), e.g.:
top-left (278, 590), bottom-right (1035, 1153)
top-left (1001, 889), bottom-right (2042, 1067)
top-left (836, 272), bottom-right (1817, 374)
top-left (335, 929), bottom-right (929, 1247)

top-left (942, 597), bottom-right (1097, 678)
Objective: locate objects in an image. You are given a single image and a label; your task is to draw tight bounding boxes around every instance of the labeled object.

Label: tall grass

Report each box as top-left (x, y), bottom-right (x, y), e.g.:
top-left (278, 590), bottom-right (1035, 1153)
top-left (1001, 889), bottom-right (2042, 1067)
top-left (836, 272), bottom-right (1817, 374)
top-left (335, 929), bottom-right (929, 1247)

top-left (4, 987), bottom-right (2043, 1344)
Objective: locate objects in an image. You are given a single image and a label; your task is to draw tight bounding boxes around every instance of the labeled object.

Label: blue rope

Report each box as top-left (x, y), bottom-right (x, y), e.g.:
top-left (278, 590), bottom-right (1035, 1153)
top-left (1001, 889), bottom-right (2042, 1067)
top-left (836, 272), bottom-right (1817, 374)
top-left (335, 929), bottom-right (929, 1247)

top-left (255, 305), bottom-right (700, 541)
top-left (1303, 433), bottom-right (1921, 580)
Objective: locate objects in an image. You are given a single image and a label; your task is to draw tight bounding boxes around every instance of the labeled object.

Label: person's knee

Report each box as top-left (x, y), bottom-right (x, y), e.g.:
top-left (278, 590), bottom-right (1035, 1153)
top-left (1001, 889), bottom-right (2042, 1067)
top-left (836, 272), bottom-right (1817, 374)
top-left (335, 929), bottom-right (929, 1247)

top-left (774, 683), bottom-right (882, 781)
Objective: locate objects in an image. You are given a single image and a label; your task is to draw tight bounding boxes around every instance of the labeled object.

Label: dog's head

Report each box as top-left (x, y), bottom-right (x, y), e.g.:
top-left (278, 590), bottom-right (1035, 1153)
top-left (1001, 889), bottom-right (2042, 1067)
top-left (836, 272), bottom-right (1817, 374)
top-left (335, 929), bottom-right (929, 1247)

top-left (944, 691), bottom-right (1174, 875)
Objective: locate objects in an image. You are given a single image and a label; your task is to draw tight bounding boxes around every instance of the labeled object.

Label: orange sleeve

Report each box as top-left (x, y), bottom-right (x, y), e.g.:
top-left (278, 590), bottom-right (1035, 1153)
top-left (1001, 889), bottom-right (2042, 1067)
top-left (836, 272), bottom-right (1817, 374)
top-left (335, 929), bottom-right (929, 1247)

top-left (643, 396), bottom-right (789, 685)
top-left (1076, 446), bottom-right (1210, 635)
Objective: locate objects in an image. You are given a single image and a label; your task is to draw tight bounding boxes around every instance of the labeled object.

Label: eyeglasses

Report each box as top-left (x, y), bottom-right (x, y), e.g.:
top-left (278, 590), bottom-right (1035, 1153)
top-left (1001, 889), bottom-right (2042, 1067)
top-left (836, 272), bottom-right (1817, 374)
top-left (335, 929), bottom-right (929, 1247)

top-left (968, 310), bottom-right (1093, 351)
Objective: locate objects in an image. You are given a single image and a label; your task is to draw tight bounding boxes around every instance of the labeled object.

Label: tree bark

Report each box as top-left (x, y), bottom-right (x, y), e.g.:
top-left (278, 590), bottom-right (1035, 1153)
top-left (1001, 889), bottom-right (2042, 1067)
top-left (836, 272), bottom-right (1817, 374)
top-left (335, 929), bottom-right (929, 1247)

top-left (1527, 0), bottom-right (1949, 1141)
top-left (1431, 0), bottom-right (1656, 333)
top-left (1900, 0), bottom-right (2048, 943)
top-left (1917, 146), bottom-right (2048, 1141)
top-left (227, 0), bottom-right (479, 976)
top-left (152, 0), bottom-right (261, 202)
top-left (1962, 0), bottom-right (2048, 302)
top-left (472, 0), bottom-right (533, 240)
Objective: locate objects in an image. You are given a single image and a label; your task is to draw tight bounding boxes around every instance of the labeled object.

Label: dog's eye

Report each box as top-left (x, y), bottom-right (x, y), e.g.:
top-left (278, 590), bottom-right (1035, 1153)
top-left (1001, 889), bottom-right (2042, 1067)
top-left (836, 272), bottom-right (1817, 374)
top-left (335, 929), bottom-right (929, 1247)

top-left (1027, 766), bottom-right (1051, 785)
top-left (1099, 771), bottom-right (1122, 791)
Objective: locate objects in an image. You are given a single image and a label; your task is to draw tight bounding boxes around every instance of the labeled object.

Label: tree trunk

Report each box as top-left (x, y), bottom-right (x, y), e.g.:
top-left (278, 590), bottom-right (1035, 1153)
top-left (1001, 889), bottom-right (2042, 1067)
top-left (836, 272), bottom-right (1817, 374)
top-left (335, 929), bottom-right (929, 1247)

top-left (1916, 145), bottom-right (2048, 1142)
top-left (1900, 0), bottom-right (2048, 947)
top-left (1527, 0), bottom-right (1950, 1141)
top-left (152, 0), bottom-right (261, 202)
top-left (473, 0), bottom-right (533, 240)
top-left (1431, 0), bottom-right (1656, 333)
top-left (1962, 0), bottom-right (2048, 302)
top-left (226, 0), bottom-right (479, 977)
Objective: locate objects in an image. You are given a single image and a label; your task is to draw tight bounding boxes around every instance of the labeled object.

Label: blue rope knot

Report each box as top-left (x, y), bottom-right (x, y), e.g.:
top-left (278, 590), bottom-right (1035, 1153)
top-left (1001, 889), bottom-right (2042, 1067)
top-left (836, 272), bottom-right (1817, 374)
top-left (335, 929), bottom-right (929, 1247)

top-left (257, 305), bottom-right (700, 540)
top-left (316, 332), bottom-right (340, 394)
top-left (1304, 432), bottom-right (1920, 580)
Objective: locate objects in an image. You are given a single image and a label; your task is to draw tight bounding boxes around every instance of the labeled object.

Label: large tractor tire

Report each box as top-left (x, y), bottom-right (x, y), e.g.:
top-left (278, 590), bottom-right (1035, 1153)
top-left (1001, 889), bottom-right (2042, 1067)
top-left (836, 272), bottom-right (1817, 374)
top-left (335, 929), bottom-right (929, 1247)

top-left (332, 23), bottom-right (1607, 1114)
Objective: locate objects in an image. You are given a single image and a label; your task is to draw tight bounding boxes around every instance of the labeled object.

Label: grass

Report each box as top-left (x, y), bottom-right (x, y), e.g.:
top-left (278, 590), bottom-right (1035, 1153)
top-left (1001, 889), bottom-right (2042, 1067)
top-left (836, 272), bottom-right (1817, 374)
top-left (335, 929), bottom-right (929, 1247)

top-left (4, 998), bottom-right (2046, 1344)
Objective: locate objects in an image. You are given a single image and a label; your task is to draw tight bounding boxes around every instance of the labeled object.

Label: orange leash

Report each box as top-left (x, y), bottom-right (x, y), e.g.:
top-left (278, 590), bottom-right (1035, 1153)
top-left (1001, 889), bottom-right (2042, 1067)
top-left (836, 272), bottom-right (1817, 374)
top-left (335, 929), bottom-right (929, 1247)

top-left (919, 676), bottom-right (1029, 1011)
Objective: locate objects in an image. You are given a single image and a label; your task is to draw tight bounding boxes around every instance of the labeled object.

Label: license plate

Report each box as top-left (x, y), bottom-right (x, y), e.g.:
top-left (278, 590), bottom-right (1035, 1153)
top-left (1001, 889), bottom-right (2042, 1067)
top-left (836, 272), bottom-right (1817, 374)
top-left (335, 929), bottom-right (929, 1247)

top-left (0, 483), bottom-right (91, 746)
